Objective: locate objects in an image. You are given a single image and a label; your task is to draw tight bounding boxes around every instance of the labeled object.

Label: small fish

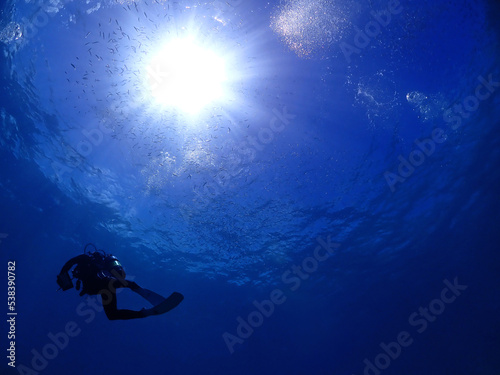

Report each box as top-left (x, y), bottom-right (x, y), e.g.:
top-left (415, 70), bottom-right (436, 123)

top-left (85, 31), bottom-right (91, 38)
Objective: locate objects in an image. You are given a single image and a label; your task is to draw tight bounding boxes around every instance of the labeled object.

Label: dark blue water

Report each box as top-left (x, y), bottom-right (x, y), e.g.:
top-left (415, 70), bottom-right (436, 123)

top-left (1, 0), bottom-right (499, 374)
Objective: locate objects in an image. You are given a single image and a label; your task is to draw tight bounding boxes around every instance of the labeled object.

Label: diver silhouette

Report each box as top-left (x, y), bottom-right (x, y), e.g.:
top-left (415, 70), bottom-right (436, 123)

top-left (57, 244), bottom-right (183, 320)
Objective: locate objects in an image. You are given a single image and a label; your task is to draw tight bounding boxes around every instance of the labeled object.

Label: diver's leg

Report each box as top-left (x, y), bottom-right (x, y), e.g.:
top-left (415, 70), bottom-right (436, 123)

top-left (100, 290), bottom-right (147, 320)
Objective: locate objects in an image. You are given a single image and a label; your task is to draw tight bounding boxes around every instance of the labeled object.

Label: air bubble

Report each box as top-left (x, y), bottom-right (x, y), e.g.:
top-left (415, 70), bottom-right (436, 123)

top-left (270, 0), bottom-right (350, 59)
top-left (0, 22), bottom-right (23, 44)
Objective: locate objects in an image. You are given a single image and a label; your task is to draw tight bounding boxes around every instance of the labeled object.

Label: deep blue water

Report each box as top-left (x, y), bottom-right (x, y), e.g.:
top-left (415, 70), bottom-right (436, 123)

top-left (1, 0), bottom-right (500, 374)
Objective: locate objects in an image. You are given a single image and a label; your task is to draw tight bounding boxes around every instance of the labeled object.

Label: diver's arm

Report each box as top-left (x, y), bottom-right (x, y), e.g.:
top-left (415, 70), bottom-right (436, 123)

top-left (57, 254), bottom-right (89, 291)
top-left (59, 254), bottom-right (89, 275)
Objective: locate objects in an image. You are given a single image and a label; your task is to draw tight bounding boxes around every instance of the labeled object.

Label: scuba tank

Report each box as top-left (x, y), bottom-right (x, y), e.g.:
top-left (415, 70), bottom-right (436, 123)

top-left (103, 255), bottom-right (126, 279)
top-left (73, 244), bottom-right (125, 286)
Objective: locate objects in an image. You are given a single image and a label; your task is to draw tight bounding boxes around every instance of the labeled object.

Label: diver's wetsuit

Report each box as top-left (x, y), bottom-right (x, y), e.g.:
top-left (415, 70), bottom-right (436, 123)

top-left (59, 253), bottom-right (147, 320)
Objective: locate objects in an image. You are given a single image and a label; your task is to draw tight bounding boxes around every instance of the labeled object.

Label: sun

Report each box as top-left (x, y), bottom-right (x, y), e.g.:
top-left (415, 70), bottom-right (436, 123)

top-left (146, 38), bottom-right (227, 114)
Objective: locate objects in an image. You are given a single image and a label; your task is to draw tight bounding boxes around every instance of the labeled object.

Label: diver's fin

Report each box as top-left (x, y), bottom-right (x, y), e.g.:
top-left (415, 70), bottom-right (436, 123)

top-left (145, 292), bottom-right (184, 316)
top-left (132, 287), bottom-right (166, 306)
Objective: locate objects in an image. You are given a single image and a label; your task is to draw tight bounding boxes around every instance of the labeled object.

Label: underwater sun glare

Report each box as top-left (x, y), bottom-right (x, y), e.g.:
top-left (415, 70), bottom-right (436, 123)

top-left (146, 38), bottom-right (227, 114)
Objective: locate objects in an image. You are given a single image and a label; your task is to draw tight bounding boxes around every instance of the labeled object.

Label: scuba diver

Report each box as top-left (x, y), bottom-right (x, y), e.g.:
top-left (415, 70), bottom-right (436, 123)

top-left (57, 244), bottom-right (183, 320)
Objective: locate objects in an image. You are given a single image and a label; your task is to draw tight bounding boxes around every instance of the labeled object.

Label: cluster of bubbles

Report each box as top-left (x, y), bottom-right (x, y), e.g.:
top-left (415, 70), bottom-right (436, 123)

top-left (270, 0), bottom-right (349, 59)
top-left (406, 91), bottom-right (447, 122)
top-left (406, 91), bottom-right (427, 105)
top-left (0, 22), bottom-right (22, 44)
top-left (351, 70), bottom-right (400, 129)
top-left (356, 71), bottom-right (397, 108)
top-left (141, 151), bottom-right (178, 195)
